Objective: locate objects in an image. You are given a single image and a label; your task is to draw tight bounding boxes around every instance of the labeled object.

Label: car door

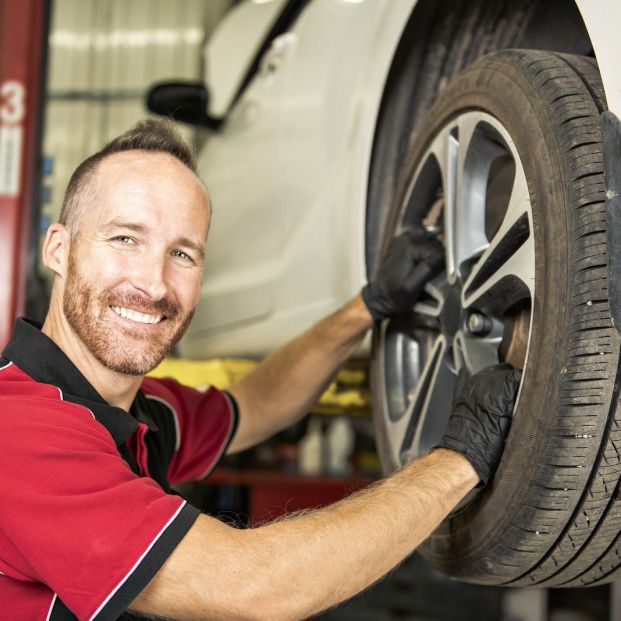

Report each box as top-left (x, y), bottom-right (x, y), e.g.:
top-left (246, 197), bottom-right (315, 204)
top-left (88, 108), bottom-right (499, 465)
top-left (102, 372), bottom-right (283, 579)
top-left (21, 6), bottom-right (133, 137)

top-left (181, 0), bottom-right (307, 356)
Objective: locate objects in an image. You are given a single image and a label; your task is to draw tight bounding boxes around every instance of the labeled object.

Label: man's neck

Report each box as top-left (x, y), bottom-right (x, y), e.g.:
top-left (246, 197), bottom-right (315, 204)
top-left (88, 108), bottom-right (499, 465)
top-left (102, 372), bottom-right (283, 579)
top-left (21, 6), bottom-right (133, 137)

top-left (42, 310), bottom-right (142, 411)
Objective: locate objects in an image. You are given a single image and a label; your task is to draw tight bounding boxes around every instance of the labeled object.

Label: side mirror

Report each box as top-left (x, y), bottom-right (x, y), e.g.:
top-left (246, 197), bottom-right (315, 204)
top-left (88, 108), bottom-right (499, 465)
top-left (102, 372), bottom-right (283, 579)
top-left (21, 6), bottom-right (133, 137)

top-left (146, 82), bottom-right (222, 130)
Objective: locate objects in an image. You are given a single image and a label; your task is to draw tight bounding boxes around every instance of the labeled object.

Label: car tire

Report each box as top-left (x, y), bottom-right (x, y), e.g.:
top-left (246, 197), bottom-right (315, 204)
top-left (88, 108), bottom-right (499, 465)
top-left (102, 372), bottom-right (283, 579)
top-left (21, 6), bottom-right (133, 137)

top-left (371, 49), bottom-right (621, 587)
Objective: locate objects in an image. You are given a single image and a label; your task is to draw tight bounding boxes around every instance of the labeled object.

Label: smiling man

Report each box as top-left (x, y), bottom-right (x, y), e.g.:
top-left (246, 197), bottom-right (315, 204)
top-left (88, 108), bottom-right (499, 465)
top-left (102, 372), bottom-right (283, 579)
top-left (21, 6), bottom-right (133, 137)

top-left (0, 120), bottom-right (521, 621)
top-left (45, 143), bottom-right (207, 405)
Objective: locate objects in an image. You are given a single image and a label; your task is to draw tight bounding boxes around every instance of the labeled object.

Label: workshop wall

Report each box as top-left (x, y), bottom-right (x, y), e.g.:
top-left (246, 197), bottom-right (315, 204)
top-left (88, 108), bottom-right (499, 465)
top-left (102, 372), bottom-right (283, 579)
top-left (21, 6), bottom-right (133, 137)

top-left (40, 0), bottom-right (232, 262)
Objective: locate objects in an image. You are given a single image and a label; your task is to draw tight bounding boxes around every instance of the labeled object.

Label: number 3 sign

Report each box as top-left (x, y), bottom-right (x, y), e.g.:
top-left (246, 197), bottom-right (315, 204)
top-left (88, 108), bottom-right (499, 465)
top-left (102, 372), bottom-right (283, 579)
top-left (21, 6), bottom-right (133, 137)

top-left (0, 80), bottom-right (26, 197)
top-left (0, 81), bottom-right (26, 125)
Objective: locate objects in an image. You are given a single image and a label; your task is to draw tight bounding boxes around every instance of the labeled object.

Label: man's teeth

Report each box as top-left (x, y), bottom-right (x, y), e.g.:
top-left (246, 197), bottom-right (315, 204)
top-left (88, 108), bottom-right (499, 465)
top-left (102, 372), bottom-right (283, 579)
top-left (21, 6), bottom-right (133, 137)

top-left (111, 306), bottom-right (163, 324)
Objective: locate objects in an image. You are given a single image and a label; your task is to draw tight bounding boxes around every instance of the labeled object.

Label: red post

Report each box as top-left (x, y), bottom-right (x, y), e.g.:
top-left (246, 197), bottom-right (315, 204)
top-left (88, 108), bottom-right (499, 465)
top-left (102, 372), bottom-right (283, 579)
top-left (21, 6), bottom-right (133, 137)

top-left (0, 0), bottom-right (47, 346)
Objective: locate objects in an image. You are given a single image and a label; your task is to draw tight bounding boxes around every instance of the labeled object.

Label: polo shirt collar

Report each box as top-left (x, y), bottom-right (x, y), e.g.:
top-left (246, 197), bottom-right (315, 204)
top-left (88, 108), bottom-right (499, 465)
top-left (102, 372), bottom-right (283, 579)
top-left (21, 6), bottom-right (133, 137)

top-left (2, 318), bottom-right (144, 447)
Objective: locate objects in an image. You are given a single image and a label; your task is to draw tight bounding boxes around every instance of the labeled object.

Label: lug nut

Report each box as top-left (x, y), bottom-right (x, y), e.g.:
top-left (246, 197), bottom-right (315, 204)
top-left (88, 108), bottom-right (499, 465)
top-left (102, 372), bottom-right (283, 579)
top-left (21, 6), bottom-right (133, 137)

top-left (467, 312), bottom-right (492, 336)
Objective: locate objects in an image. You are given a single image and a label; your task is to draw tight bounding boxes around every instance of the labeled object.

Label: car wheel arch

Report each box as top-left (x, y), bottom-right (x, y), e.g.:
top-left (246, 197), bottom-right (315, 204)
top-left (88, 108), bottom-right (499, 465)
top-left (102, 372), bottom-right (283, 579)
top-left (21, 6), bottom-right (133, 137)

top-left (365, 0), bottom-right (594, 278)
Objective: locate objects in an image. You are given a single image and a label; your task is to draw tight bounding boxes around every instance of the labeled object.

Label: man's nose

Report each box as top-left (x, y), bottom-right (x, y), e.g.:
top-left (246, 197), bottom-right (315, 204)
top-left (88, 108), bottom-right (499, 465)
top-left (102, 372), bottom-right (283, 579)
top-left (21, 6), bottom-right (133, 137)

top-left (130, 252), bottom-right (168, 301)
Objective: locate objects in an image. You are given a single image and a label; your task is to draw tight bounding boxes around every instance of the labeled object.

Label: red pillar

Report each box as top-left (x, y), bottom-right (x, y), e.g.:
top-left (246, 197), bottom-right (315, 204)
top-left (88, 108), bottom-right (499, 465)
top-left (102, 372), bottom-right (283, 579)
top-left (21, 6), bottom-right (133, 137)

top-left (0, 0), bottom-right (47, 346)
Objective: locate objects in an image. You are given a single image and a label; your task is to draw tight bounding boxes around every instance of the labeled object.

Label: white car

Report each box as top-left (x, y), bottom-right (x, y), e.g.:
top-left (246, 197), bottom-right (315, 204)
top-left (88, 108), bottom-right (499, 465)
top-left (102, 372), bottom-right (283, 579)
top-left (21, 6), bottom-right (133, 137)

top-left (148, 0), bottom-right (621, 589)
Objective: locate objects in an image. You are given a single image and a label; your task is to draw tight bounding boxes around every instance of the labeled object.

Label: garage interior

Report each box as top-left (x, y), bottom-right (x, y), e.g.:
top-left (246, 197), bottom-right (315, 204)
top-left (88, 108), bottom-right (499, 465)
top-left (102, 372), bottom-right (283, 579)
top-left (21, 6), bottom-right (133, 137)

top-left (3, 0), bottom-right (621, 619)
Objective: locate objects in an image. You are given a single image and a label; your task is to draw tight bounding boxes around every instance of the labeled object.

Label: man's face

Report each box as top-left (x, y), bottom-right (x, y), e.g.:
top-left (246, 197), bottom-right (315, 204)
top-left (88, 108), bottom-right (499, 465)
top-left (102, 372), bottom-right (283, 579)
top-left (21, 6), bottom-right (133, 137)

top-left (61, 151), bottom-right (209, 376)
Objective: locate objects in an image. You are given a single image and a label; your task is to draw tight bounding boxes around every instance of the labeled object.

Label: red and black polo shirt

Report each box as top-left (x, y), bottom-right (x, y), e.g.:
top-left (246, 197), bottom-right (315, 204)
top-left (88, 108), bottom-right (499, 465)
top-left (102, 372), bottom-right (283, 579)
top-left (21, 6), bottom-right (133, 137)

top-left (0, 318), bottom-right (238, 621)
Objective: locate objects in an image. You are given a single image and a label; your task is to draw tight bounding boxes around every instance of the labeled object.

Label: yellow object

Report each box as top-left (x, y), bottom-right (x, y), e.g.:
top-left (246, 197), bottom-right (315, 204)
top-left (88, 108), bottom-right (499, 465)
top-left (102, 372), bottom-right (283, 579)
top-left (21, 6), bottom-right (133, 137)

top-left (150, 357), bottom-right (257, 390)
top-left (149, 358), bottom-right (371, 416)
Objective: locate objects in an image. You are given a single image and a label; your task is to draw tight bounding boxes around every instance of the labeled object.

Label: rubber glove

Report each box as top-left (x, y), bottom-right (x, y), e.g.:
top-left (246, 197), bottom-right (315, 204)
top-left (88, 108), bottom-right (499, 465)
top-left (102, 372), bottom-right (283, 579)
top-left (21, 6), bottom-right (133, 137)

top-left (436, 363), bottom-right (522, 486)
top-left (361, 229), bottom-right (444, 323)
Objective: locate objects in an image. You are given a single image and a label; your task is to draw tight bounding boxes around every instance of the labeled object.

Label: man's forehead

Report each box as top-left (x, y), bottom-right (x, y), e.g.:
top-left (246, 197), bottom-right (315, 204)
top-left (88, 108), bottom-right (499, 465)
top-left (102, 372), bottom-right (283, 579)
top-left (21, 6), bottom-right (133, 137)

top-left (93, 150), bottom-right (199, 188)
top-left (87, 150), bottom-right (211, 222)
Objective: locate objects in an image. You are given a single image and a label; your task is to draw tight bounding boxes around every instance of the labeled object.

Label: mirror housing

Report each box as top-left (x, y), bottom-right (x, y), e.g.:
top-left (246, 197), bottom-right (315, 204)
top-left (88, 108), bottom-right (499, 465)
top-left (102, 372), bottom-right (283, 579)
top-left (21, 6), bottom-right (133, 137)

top-left (146, 81), bottom-right (222, 130)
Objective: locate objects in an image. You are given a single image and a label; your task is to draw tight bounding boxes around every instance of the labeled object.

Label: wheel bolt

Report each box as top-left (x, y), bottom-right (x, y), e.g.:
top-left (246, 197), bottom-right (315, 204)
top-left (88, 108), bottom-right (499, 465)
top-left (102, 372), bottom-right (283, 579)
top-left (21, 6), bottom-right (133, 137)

top-left (467, 312), bottom-right (492, 336)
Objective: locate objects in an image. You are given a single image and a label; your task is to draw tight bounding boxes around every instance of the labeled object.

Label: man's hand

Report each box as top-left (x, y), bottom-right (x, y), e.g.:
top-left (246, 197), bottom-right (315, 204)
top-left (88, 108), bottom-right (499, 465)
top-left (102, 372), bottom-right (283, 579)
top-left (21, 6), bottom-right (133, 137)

top-left (362, 229), bottom-right (444, 323)
top-left (436, 363), bottom-right (522, 486)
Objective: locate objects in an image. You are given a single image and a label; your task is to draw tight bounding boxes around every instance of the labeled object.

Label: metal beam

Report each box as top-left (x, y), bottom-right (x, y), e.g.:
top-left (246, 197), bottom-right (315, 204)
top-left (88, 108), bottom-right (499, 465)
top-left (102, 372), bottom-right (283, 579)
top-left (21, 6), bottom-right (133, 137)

top-left (0, 0), bottom-right (48, 346)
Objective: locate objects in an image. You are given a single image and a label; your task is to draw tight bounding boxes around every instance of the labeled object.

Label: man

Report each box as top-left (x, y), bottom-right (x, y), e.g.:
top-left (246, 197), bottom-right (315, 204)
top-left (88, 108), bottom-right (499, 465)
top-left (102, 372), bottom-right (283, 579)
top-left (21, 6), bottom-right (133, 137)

top-left (0, 119), bottom-right (521, 621)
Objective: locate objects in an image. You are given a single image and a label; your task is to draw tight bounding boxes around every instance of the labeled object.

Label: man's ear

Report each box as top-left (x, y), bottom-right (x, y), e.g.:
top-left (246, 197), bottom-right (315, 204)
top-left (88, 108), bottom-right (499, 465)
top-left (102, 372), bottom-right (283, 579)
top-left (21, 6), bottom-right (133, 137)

top-left (42, 223), bottom-right (71, 278)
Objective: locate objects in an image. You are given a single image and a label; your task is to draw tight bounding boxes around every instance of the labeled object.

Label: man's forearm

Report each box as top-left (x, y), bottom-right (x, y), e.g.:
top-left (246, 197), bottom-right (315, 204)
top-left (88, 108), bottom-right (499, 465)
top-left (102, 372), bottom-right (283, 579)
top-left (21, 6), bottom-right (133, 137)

top-left (228, 295), bottom-right (373, 451)
top-left (247, 448), bottom-right (477, 619)
top-left (130, 448), bottom-right (478, 621)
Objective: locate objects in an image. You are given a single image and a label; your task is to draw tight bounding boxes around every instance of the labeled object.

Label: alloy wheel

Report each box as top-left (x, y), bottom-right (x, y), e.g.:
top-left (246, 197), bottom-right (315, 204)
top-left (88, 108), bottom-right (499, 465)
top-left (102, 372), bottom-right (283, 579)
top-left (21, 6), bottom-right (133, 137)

top-left (375, 112), bottom-right (533, 469)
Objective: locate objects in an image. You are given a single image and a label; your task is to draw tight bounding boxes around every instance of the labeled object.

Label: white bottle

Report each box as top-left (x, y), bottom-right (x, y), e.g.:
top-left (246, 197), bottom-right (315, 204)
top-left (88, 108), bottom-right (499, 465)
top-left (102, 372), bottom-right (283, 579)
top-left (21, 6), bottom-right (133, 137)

top-left (327, 417), bottom-right (354, 476)
top-left (299, 418), bottom-right (323, 475)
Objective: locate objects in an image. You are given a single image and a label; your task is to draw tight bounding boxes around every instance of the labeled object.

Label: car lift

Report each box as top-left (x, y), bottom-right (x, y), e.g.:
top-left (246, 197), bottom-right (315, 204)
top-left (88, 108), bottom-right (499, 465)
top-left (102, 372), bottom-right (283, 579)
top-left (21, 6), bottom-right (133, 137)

top-left (0, 0), bottom-right (47, 347)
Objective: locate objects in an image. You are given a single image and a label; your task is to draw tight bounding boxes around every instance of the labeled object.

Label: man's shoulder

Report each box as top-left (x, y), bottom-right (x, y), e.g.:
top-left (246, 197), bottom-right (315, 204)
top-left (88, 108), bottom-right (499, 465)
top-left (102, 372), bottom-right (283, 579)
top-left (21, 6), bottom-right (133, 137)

top-left (0, 360), bottom-right (108, 438)
top-left (1, 359), bottom-right (64, 400)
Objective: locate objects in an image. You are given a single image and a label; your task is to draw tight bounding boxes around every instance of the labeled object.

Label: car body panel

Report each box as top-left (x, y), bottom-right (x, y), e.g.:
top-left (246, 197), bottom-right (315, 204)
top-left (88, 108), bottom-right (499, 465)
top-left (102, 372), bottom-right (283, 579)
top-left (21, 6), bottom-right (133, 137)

top-left (180, 0), bottom-right (414, 358)
top-left (575, 0), bottom-right (621, 117)
top-left (204, 0), bottom-right (288, 118)
top-left (179, 0), bottom-right (621, 359)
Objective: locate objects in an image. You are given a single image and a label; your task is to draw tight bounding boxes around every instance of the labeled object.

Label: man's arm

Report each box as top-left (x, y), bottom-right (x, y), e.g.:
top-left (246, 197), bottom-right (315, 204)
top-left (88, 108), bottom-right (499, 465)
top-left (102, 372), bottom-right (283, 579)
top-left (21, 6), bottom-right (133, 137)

top-left (130, 364), bottom-right (520, 621)
top-left (227, 230), bottom-right (445, 453)
top-left (227, 295), bottom-right (372, 453)
top-left (130, 448), bottom-right (477, 621)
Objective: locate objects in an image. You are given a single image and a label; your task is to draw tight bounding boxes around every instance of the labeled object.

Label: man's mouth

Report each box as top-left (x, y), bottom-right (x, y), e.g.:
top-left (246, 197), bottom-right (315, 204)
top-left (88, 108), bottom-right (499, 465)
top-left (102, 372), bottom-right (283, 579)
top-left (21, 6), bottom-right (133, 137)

top-left (110, 305), bottom-right (164, 324)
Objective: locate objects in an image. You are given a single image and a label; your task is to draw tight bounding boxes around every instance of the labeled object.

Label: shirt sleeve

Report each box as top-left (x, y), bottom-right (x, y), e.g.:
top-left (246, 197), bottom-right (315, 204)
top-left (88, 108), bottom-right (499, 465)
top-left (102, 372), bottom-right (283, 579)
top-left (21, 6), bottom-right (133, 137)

top-left (141, 377), bottom-right (238, 485)
top-left (0, 396), bottom-right (200, 621)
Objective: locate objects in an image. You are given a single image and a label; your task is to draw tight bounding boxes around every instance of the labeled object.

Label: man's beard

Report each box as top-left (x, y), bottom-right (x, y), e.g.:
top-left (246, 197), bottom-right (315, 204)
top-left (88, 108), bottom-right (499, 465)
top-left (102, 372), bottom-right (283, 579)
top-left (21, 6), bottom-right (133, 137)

top-left (63, 251), bottom-right (194, 376)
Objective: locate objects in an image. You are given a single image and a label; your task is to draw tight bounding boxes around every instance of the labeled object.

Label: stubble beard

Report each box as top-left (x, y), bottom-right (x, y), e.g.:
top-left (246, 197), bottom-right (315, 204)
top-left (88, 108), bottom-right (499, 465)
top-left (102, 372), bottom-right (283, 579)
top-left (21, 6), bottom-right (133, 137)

top-left (63, 252), bottom-right (194, 376)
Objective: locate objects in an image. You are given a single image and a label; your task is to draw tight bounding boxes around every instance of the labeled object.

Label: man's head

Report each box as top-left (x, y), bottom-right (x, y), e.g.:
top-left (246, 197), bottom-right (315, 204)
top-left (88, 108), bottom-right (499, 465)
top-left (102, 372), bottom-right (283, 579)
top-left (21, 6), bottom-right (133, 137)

top-left (59, 118), bottom-right (204, 236)
top-left (42, 119), bottom-right (211, 377)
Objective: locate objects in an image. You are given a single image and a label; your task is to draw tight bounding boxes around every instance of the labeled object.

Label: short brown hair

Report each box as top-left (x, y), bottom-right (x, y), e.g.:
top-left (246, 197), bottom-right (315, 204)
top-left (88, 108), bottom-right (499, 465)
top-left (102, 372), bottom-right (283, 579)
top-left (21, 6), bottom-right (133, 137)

top-left (59, 118), bottom-right (199, 234)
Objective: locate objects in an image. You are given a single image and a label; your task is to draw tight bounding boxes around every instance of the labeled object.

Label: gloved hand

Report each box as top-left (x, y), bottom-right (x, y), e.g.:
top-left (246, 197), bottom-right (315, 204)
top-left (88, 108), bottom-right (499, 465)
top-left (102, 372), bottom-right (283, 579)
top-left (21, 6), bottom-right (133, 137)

top-left (362, 229), bottom-right (444, 323)
top-left (436, 363), bottom-right (522, 486)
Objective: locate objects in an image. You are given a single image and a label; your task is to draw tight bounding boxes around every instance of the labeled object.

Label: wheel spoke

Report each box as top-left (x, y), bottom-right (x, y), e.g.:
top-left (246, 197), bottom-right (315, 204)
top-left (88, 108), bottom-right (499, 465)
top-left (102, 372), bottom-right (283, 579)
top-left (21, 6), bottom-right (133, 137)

top-left (379, 319), bottom-right (422, 424)
top-left (429, 128), bottom-right (459, 281)
top-left (455, 114), bottom-right (507, 274)
top-left (376, 324), bottom-right (426, 467)
top-left (399, 335), bottom-right (450, 462)
top-left (413, 277), bottom-right (445, 319)
top-left (461, 165), bottom-right (534, 313)
top-left (453, 330), bottom-right (499, 374)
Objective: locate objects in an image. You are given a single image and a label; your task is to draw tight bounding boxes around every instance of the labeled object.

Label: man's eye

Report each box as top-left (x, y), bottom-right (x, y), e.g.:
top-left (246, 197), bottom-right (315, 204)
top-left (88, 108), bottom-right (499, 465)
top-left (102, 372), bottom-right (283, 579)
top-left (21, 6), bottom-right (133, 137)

top-left (112, 236), bottom-right (134, 245)
top-left (172, 249), bottom-right (193, 263)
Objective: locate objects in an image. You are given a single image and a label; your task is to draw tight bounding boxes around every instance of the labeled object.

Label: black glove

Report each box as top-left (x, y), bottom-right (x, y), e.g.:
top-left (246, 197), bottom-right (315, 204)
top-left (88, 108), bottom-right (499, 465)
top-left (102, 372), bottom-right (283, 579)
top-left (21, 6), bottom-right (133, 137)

top-left (362, 229), bottom-right (444, 323)
top-left (436, 363), bottom-right (522, 486)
